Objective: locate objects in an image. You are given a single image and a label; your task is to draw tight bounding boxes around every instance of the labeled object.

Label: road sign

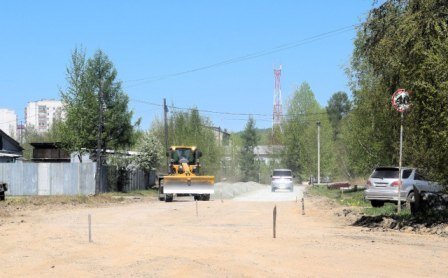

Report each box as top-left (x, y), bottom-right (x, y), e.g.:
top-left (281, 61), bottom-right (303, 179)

top-left (392, 89), bottom-right (411, 112)
top-left (391, 88), bottom-right (411, 213)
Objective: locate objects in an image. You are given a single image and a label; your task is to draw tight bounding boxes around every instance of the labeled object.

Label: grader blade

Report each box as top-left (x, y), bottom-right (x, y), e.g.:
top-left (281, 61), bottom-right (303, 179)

top-left (163, 175), bottom-right (215, 194)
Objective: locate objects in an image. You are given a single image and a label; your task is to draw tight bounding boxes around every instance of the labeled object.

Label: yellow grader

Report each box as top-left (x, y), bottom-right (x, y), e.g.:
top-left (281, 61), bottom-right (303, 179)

top-left (158, 146), bottom-right (214, 202)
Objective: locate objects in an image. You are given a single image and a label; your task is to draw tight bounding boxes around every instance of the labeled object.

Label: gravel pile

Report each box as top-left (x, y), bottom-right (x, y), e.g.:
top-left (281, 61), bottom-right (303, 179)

top-left (214, 181), bottom-right (266, 199)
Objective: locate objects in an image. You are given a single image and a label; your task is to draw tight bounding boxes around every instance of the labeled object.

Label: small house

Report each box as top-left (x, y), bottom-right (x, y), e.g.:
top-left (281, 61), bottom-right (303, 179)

top-left (30, 142), bottom-right (70, 162)
top-left (0, 129), bottom-right (23, 162)
top-left (254, 145), bottom-right (284, 165)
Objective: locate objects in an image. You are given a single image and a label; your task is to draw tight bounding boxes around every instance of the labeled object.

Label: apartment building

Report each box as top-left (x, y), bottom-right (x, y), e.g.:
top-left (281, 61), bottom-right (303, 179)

top-left (0, 108), bottom-right (18, 139)
top-left (25, 100), bottom-right (64, 133)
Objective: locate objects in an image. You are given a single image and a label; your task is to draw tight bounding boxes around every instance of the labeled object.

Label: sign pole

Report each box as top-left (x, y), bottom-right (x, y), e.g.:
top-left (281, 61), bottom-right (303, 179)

top-left (391, 88), bottom-right (411, 214)
top-left (397, 112), bottom-right (404, 213)
top-left (317, 121), bottom-right (321, 185)
top-left (163, 98), bottom-right (169, 173)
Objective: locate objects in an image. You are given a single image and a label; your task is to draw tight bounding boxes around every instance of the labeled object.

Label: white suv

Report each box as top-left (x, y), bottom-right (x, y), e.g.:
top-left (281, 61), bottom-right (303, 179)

top-left (271, 169), bottom-right (294, 192)
top-left (364, 167), bottom-right (442, 207)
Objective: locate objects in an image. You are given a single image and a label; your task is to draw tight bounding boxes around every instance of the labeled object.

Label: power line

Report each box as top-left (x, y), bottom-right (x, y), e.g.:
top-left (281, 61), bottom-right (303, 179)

top-left (2, 25), bottom-right (356, 128)
top-left (1, 98), bottom-right (332, 126)
top-left (2, 25), bottom-right (357, 129)
top-left (169, 105), bottom-right (269, 117)
top-left (123, 24), bottom-right (356, 88)
top-left (130, 97), bottom-right (331, 119)
top-left (130, 98), bottom-right (163, 107)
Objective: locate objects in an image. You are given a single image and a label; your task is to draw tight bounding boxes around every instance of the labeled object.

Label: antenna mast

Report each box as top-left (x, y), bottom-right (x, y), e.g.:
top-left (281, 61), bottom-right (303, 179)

top-left (273, 65), bottom-right (283, 132)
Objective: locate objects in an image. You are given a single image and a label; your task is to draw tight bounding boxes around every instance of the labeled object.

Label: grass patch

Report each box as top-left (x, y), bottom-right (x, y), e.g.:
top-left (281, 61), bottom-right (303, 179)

top-left (363, 203), bottom-right (412, 218)
top-left (308, 185), bottom-right (369, 207)
top-left (307, 185), bottom-right (342, 199)
top-left (101, 189), bottom-right (158, 198)
top-left (307, 185), bottom-right (412, 217)
top-left (2, 189), bottom-right (158, 208)
top-left (4, 195), bottom-right (94, 206)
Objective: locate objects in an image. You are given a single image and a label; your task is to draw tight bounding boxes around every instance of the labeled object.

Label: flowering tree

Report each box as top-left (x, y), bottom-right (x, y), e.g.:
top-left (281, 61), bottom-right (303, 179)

top-left (134, 130), bottom-right (164, 171)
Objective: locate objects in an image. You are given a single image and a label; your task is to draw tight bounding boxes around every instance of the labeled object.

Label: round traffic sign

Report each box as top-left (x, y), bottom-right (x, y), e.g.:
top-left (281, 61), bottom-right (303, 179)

top-left (391, 89), bottom-right (411, 112)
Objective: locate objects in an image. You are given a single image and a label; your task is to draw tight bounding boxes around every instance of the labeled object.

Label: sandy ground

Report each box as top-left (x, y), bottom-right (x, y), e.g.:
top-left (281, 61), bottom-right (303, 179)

top-left (1, 185), bottom-right (448, 277)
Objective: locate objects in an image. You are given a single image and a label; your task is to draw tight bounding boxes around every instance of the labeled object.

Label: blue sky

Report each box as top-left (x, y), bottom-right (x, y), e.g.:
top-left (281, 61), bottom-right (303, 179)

top-left (0, 0), bottom-right (378, 132)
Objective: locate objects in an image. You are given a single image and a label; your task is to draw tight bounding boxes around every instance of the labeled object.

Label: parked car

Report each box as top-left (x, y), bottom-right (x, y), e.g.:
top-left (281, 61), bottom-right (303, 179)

top-left (364, 166), bottom-right (442, 207)
top-left (271, 169), bottom-right (294, 192)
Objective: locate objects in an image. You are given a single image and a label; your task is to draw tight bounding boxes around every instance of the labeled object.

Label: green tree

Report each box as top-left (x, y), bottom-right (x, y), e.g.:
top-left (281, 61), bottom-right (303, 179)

top-left (269, 125), bottom-right (283, 145)
top-left (326, 91), bottom-right (351, 140)
top-left (239, 116), bottom-right (259, 182)
top-left (283, 82), bottom-right (335, 180)
top-left (325, 91), bottom-right (353, 179)
top-left (340, 67), bottom-right (396, 176)
top-left (348, 0), bottom-right (448, 184)
top-left (20, 126), bottom-right (54, 159)
top-left (134, 130), bottom-right (164, 171)
top-left (56, 48), bottom-right (135, 156)
top-left (222, 133), bottom-right (242, 182)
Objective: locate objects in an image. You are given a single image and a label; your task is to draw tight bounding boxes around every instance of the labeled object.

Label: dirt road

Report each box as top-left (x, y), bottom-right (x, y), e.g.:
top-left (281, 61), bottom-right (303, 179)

top-left (1, 186), bottom-right (447, 277)
top-left (233, 184), bottom-right (304, 202)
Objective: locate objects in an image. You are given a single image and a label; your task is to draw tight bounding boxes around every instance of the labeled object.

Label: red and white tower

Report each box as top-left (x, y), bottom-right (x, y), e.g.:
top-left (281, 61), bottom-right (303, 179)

top-left (272, 65), bottom-right (283, 131)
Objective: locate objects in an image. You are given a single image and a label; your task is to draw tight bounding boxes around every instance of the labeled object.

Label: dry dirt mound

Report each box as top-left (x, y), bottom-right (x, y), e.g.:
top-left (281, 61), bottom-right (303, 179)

top-left (351, 214), bottom-right (448, 236)
top-left (332, 206), bottom-right (448, 237)
top-left (0, 194), bottom-right (155, 218)
top-left (306, 194), bottom-right (448, 237)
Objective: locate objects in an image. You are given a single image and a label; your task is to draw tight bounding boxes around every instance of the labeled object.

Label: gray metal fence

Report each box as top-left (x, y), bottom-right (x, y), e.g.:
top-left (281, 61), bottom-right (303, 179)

top-left (126, 169), bottom-right (156, 192)
top-left (105, 167), bottom-right (152, 193)
top-left (126, 169), bottom-right (148, 192)
top-left (0, 161), bottom-right (96, 196)
top-left (0, 161), bottom-right (154, 196)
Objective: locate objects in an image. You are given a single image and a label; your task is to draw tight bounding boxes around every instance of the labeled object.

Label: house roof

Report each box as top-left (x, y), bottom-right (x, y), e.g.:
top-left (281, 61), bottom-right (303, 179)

top-left (254, 145), bottom-right (284, 156)
top-left (0, 129), bottom-right (23, 151)
top-left (0, 152), bottom-right (22, 158)
top-left (30, 142), bottom-right (62, 149)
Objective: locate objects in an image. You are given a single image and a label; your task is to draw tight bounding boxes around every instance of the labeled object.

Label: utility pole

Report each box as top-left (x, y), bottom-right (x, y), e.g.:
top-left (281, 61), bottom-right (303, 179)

top-left (163, 98), bottom-right (169, 173)
top-left (397, 112), bottom-right (404, 213)
top-left (23, 121), bottom-right (27, 144)
top-left (317, 121), bottom-right (321, 184)
top-left (95, 67), bottom-right (103, 195)
top-left (19, 121), bottom-right (23, 144)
